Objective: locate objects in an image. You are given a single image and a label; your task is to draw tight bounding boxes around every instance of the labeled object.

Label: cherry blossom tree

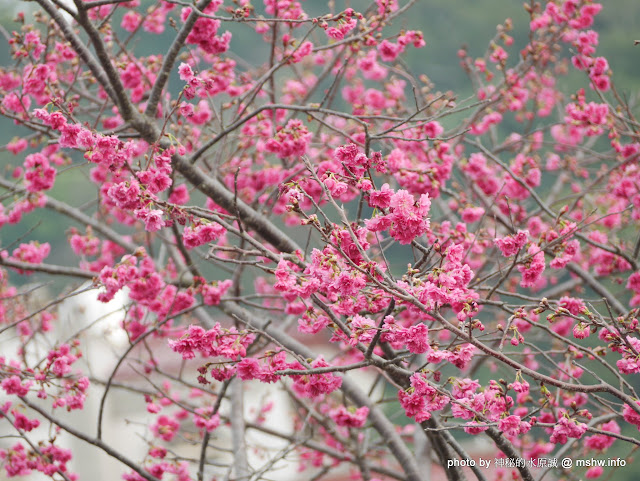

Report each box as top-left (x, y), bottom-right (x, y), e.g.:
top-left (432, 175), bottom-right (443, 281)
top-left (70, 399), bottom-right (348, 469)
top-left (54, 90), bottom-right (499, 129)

top-left (0, 1), bottom-right (639, 480)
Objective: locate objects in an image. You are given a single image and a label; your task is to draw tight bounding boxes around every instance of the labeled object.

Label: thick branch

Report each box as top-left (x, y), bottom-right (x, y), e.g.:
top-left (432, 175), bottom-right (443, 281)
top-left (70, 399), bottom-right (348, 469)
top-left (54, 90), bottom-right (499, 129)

top-left (0, 258), bottom-right (95, 279)
top-left (145, 0), bottom-right (214, 118)
top-left (34, 0), bottom-right (118, 106)
top-left (72, 0), bottom-right (136, 119)
top-left (485, 427), bottom-right (534, 481)
top-left (130, 115), bottom-right (302, 254)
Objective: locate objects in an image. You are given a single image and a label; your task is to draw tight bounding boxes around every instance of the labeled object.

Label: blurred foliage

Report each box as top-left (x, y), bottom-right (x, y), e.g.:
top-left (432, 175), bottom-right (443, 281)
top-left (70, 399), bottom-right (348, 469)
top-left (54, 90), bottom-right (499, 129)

top-left (0, 1), bottom-right (637, 265)
top-left (0, 0), bottom-right (637, 274)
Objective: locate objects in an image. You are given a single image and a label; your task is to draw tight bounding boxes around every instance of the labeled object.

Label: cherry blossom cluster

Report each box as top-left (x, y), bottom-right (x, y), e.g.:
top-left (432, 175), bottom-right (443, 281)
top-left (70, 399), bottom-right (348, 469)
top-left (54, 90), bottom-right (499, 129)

top-left (168, 323), bottom-right (255, 361)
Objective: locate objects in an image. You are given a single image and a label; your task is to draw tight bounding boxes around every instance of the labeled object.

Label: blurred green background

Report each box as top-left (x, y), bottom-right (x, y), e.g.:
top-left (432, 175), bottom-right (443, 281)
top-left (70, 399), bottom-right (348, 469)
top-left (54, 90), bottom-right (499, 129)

top-left (2, 0), bottom-right (639, 261)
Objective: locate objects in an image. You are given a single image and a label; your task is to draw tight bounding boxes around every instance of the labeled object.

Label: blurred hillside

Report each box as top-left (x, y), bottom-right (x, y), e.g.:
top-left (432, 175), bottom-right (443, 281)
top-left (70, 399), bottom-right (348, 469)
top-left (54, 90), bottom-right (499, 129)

top-left (0, 0), bottom-right (638, 278)
top-left (0, 0), bottom-right (637, 274)
top-left (404, 0), bottom-right (640, 93)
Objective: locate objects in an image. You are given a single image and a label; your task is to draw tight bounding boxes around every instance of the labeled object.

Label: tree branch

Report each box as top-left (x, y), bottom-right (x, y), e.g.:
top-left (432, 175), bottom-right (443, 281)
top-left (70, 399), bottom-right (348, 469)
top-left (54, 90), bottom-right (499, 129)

top-left (145, 0), bottom-right (214, 118)
top-left (221, 300), bottom-right (427, 481)
top-left (21, 397), bottom-right (162, 481)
